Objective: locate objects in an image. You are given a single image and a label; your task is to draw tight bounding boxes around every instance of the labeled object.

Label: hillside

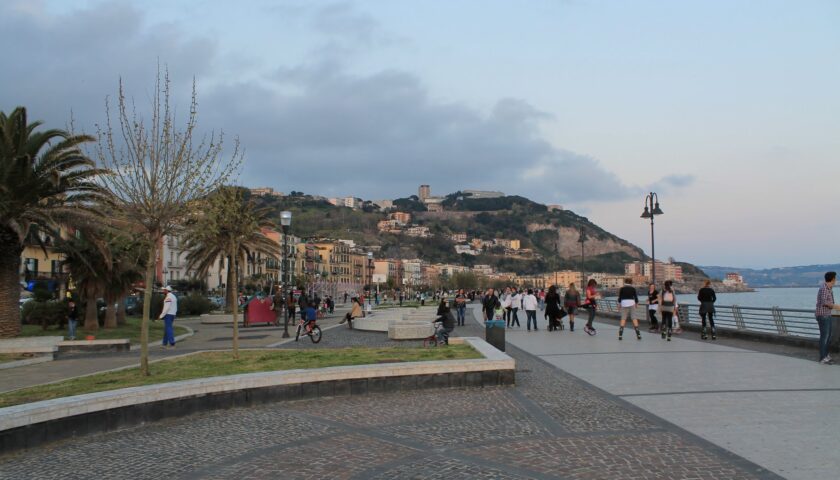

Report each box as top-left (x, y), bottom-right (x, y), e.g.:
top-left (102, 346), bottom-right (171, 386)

top-left (251, 191), bottom-right (659, 275)
top-left (700, 264), bottom-right (840, 287)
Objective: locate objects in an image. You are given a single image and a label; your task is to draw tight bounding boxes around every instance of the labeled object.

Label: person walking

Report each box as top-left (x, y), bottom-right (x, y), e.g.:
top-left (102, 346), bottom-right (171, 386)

top-left (816, 272), bottom-right (839, 364)
top-left (647, 283), bottom-right (659, 332)
top-left (658, 280), bottom-right (678, 341)
top-left (158, 285), bottom-right (178, 348)
top-left (582, 279), bottom-right (599, 335)
top-left (564, 283), bottom-right (581, 332)
top-left (286, 291), bottom-right (296, 322)
top-left (544, 285), bottom-right (564, 331)
top-left (482, 288), bottom-right (499, 321)
top-left (618, 279), bottom-right (641, 341)
top-left (454, 289), bottom-right (467, 326)
top-left (340, 297), bottom-right (363, 329)
top-left (698, 280), bottom-right (717, 340)
top-left (66, 299), bottom-right (79, 340)
top-left (523, 288), bottom-right (539, 331)
top-left (510, 289), bottom-right (522, 327)
top-left (272, 286), bottom-right (285, 325)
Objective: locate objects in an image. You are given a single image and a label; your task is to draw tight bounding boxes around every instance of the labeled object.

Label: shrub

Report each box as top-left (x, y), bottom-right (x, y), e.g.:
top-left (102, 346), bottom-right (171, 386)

top-left (177, 294), bottom-right (214, 316)
top-left (21, 301), bottom-right (67, 329)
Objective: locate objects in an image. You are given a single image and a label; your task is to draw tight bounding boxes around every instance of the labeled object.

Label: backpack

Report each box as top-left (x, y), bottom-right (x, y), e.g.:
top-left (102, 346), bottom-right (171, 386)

top-left (660, 291), bottom-right (676, 313)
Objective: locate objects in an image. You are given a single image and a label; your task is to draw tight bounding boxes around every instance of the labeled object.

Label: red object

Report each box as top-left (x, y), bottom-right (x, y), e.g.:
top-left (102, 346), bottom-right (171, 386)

top-left (244, 298), bottom-right (277, 327)
top-left (85, 335), bottom-right (95, 341)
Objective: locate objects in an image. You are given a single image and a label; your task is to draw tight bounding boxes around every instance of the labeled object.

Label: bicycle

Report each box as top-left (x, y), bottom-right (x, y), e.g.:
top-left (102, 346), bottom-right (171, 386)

top-left (423, 321), bottom-right (448, 347)
top-left (295, 317), bottom-right (322, 343)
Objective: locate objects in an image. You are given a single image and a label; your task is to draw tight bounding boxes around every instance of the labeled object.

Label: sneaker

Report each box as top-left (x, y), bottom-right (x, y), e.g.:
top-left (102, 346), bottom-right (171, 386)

top-left (661, 331), bottom-right (666, 339)
top-left (820, 357), bottom-right (834, 365)
top-left (636, 332), bottom-right (642, 340)
top-left (584, 325), bottom-right (595, 336)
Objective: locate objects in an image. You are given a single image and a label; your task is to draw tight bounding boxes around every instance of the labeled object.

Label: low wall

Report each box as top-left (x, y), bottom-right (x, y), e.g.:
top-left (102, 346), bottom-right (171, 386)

top-left (0, 337), bottom-right (513, 454)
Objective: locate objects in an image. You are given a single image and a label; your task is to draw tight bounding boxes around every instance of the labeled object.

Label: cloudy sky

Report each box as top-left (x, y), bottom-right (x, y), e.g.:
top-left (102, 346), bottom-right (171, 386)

top-left (3, 0), bottom-right (838, 268)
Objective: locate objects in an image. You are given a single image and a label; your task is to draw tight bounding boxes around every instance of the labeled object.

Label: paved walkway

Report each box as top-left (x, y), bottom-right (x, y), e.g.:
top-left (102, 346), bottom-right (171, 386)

top-left (489, 309), bottom-right (840, 480)
top-left (0, 305), bottom-right (783, 479)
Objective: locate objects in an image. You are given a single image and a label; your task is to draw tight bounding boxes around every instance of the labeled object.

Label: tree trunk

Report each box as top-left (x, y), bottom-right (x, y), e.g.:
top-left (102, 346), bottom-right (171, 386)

top-left (225, 255), bottom-right (234, 313)
top-left (83, 284), bottom-right (99, 332)
top-left (231, 252), bottom-right (239, 359)
top-left (104, 292), bottom-right (118, 328)
top-left (116, 296), bottom-right (127, 326)
top-left (0, 242), bottom-right (23, 338)
top-left (140, 238), bottom-right (158, 376)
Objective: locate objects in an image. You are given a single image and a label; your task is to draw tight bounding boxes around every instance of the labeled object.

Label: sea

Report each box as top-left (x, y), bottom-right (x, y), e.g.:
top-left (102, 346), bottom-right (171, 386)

top-left (676, 287), bottom-right (821, 311)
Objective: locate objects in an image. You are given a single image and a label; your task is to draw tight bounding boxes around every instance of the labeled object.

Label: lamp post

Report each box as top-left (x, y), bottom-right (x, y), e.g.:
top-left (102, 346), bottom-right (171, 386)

top-left (578, 227), bottom-right (588, 289)
top-left (367, 252), bottom-right (374, 308)
top-left (280, 211), bottom-right (292, 338)
top-left (640, 193), bottom-right (664, 286)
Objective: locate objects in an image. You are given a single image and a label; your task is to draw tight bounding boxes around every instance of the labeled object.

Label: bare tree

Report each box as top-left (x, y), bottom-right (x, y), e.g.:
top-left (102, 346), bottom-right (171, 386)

top-left (93, 67), bottom-right (241, 375)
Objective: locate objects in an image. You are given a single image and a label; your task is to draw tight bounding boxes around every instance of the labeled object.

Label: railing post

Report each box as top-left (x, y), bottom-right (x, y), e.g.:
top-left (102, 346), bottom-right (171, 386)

top-left (678, 305), bottom-right (689, 324)
top-left (771, 307), bottom-right (788, 335)
top-left (732, 305), bottom-right (745, 330)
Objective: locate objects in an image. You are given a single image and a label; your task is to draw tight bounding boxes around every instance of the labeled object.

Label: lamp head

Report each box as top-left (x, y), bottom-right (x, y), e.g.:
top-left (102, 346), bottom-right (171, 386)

top-left (640, 206), bottom-right (652, 219)
top-left (280, 211), bottom-right (292, 227)
top-left (652, 202), bottom-right (664, 216)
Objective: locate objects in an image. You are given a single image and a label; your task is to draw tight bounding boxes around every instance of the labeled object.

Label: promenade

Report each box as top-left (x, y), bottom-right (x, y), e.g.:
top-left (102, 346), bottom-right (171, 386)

top-left (492, 309), bottom-right (840, 480)
top-left (0, 304), bottom-right (790, 479)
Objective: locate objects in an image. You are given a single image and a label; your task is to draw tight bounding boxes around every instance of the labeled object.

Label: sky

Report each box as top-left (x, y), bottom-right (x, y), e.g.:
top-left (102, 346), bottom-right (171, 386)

top-left (2, 0), bottom-right (838, 268)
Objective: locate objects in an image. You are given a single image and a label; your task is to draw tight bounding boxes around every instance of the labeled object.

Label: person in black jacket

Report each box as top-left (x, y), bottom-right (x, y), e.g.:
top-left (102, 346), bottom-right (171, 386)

top-left (617, 278), bottom-right (641, 340)
top-left (544, 285), bottom-right (564, 331)
top-left (697, 280), bottom-right (717, 340)
top-left (482, 288), bottom-right (499, 321)
top-left (434, 299), bottom-right (456, 344)
top-left (647, 283), bottom-right (659, 332)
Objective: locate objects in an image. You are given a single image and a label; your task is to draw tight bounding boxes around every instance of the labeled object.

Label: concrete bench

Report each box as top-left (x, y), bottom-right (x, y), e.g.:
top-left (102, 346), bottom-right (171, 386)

top-left (0, 337), bottom-right (62, 355)
top-left (351, 315), bottom-right (397, 332)
top-left (58, 339), bottom-right (131, 354)
top-left (388, 320), bottom-right (435, 340)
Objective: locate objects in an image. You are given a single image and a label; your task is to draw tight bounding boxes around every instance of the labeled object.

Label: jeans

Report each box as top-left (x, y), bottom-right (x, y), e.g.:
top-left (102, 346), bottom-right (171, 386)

top-left (67, 319), bottom-right (77, 340)
top-left (162, 314), bottom-right (176, 346)
top-left (456, 306), bottom-right (466, 326)
top-left (586, 305), bottom-right (596, 327)
top-left (525, 310), bottom-right (537, 330)
top-left (510, 308), bottom-right (520, 327)
top-left (817, 315), bottom-right (833, 361)
top-left (648, 309), bottom-right (658, 329)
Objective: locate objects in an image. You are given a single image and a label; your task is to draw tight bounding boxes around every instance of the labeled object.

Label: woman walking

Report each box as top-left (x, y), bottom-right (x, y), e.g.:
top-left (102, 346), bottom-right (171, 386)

top-left (658, 280), bottom-right (678, 341)
top-left (564, 283), bottom-right (581, 332)
top-left (698, 280), bottom-right (717, 340)
top-left (582, 279), bottom-right (599, 335)
top-left (510, 289), bottom-right (522, 327)
top-left (647, 283), bottom-right (659, 332)
top-left (544, 285), bottom-right (564, 331)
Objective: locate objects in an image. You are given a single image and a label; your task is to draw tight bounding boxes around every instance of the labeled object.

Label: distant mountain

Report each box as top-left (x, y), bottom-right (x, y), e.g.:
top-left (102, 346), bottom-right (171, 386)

top-left (699, 264), bottom-right (840, 287)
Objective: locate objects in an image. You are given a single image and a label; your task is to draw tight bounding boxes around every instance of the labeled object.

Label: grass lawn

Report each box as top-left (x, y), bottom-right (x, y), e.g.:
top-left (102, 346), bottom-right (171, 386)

top-left (19, 317), bottom-right (190, 344)
top-left (0, 345), bottom-right (481, 408)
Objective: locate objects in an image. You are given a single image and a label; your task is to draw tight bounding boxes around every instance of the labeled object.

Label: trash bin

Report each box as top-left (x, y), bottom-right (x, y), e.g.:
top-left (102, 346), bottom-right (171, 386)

top-left (485, 319), bottom-right (506, 351)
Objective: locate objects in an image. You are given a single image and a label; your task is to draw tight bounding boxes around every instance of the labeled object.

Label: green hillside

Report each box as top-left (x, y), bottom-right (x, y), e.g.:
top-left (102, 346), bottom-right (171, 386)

top-left (251, 191), bottom-right (650, 275)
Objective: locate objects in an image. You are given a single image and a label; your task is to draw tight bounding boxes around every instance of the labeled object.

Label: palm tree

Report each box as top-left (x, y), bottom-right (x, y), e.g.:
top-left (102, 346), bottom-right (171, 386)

top-left (183, 186), bottom-right (278, 358)
top-left (0, 107), bottom-right (107, 337)
top-left (55, 233), bottom-right (110, 332)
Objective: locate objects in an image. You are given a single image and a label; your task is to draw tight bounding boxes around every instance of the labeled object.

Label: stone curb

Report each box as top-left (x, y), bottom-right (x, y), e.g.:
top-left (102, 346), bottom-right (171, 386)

top-left (0, 356), bottom-right (54, 371)
top-left (0, 337), bottom-right (514, 453)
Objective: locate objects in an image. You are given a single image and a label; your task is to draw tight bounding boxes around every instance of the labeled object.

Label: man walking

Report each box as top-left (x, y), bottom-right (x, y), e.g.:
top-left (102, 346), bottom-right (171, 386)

top-left (618, 278), bottom-right (642, 341)
top-left (816, 272), bottom-right (838, 364)
top-left (523, 289), bottom-right (539, 331)
top-left (482, 288), bottom-right (498, 321)
top-left (159, 285), bottom-right (178, 348)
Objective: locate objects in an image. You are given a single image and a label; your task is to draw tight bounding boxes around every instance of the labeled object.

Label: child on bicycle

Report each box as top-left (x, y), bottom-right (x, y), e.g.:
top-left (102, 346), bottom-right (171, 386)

top-left (434, 299), bottom-right (456, 345)
top-left (303, 304), bottom-right (317, 333)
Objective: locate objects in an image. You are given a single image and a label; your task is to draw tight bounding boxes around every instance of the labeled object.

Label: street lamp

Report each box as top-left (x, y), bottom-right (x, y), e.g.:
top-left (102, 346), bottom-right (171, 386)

top-left (367, 252), bottom-right (374, 307)
top-left (640, 193), bottom-right (664, 286)
top-left (280, 210), bottom-right (292, 338)
top-left (578, 226), bottom-right (588, 289)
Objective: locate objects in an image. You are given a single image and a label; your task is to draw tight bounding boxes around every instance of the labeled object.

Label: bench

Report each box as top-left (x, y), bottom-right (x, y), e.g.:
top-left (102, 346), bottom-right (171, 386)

top-left (388, 320), bottom-right (435, 340)
top-left (0, 337), bottom-right (61, 356)
top-left (58, 339), bottom-right (131, 354)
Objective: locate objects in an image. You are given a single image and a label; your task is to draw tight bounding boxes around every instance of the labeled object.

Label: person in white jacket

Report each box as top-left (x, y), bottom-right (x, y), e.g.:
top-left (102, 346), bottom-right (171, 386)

top-left (509, 290), bottom-right (522, 327)
top-left (158, 286), bottom-right (178, 348)
top-left (522, 289), bottom-right (539, 331)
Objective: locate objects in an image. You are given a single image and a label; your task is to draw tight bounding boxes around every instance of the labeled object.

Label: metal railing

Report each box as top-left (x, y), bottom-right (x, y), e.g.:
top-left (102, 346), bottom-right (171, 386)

top-left (598, 299), bottom-right (819, 339)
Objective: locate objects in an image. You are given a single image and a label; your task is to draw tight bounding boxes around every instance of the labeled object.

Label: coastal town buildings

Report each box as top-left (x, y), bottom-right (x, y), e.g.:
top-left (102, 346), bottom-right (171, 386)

top-left (723, 272), bottom-right (746, 287)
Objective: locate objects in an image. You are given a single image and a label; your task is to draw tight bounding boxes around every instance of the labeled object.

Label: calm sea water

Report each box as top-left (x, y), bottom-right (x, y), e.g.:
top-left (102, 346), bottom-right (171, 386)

top-left (676, 287), bottom-right (822, 311)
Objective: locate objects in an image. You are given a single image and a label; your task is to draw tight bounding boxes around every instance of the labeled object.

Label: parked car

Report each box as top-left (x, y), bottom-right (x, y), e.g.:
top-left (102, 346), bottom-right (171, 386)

top-left (207, 296), bottom-right (225, 309)
top-left (124, 296), bottom-right (141, 316)
top-left (19, 297), bottom-right (33, 310)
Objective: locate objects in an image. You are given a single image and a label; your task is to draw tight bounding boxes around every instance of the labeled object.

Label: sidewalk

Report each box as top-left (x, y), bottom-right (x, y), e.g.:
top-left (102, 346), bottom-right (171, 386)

top-left (486, 308), bottom-right (840, 480)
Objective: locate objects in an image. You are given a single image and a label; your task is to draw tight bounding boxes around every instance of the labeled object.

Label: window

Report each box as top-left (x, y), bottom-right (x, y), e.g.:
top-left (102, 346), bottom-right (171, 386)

top-left (51, 260), bottom-right (61, 275)
top-left (24, 258), bottom-right (38, 274)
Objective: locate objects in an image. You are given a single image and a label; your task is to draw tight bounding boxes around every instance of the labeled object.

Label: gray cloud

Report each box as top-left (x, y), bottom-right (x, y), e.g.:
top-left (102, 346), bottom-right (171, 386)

top-left (0, 0), bottom-right (678, 205)
top-left (647, 174), bottom-right (696, 194)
